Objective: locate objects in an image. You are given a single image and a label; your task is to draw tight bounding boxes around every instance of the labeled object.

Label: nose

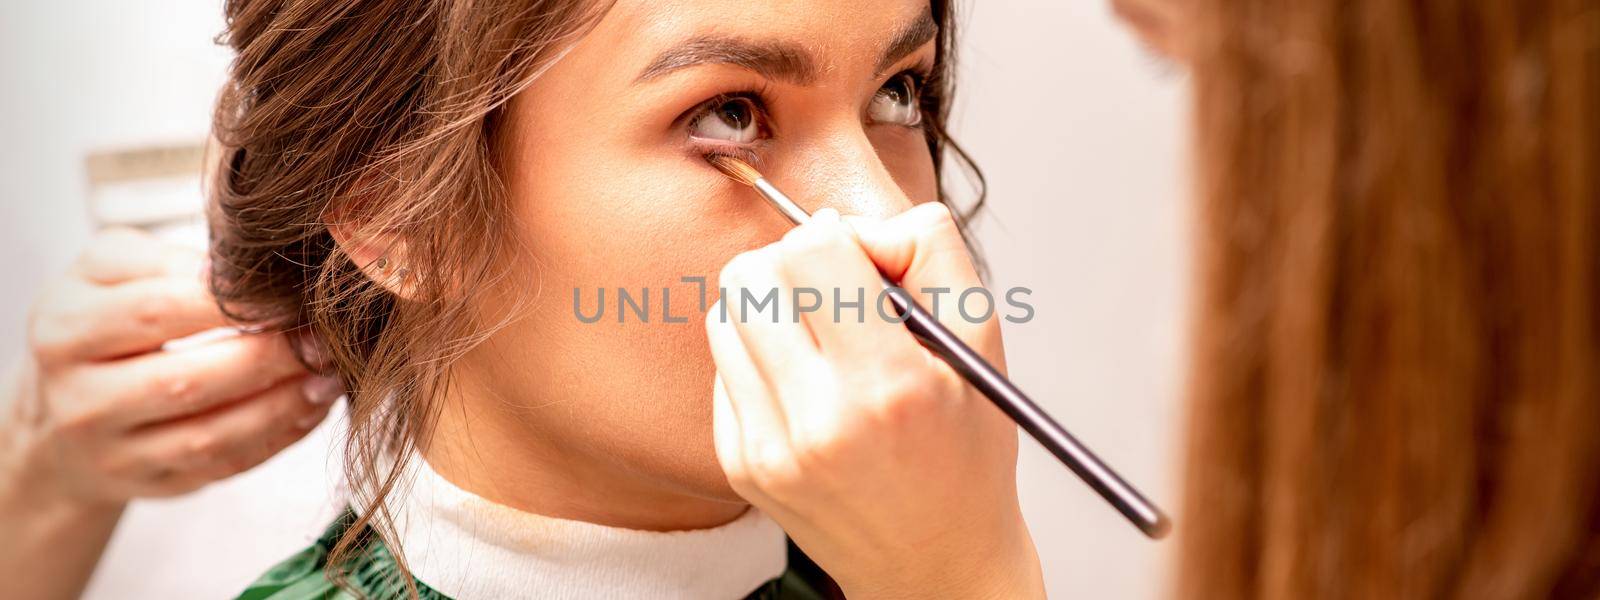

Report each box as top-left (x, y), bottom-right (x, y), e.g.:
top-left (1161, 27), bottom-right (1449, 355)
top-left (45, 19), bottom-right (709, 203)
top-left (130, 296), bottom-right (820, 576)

top-left (777, 126), bottom-right (916, 220)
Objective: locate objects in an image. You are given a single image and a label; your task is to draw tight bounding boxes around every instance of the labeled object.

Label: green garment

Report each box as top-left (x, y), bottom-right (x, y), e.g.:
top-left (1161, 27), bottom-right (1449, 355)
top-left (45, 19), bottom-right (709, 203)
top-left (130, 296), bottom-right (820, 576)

top-left (237, 509), bottom-right (842, 600)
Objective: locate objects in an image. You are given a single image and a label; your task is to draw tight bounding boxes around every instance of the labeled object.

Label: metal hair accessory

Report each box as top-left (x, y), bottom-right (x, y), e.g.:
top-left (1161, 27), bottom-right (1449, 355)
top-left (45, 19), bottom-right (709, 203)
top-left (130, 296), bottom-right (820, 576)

top-left (373, 257), bottom-right (412, 282)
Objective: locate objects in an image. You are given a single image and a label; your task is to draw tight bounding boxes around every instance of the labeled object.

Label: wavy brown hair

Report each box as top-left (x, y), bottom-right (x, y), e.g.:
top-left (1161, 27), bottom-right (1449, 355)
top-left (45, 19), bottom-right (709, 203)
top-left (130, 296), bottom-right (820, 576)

top-left (1175, 0), bottom-right (1600, 598)
top-left (206, 0), bottom-right (981, 593)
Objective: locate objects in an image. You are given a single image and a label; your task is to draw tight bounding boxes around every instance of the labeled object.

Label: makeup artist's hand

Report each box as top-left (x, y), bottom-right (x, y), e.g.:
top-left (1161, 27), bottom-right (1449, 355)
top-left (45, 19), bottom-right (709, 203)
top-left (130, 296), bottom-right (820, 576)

top-left (707, 203), bottom-right (1046, 600)
top-left (0, 228), bottom-right (341, 600)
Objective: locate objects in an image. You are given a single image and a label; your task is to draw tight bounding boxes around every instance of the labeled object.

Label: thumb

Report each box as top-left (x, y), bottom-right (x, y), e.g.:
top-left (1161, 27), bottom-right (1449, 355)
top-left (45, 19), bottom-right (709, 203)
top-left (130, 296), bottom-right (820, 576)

top-left (843, 201), bottom-right (984, 300)
top-left (842, 202), bottom-right (1002, 364)
top-left (844, 202), bottom-right (979, 291)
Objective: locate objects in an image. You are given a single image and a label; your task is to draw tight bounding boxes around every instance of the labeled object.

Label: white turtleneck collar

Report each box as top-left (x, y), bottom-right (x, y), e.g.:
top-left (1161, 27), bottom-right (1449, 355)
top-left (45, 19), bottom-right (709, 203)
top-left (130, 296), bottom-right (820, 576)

top-left (375, 457), bottom-right (789, 600)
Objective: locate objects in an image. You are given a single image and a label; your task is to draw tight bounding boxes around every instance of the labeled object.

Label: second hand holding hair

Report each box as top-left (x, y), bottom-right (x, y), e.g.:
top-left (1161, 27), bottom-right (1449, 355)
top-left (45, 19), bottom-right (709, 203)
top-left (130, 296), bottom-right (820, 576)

top-left (706, 154), bottom-right (1170, 539)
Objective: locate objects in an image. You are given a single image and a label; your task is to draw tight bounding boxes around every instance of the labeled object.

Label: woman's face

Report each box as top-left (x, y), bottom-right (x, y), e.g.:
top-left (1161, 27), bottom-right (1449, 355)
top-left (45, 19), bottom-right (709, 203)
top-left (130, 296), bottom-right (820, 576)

top-left (443, 0), bottom-right (941, 508)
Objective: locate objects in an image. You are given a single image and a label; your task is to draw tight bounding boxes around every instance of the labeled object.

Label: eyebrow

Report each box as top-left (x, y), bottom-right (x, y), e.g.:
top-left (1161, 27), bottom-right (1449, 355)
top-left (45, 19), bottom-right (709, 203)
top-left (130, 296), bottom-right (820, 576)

top-left (874, 8), bottom-right (938, 75)
top-left (634, 10), bottom-right (939, 86)
top-left (634, 36), bottom-right (819, 85)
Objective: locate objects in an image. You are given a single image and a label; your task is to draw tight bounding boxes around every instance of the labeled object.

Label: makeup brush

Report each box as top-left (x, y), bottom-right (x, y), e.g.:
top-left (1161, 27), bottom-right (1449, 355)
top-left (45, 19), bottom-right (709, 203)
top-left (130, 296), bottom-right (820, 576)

top-left (706, 154), bottom-right (1171, 540)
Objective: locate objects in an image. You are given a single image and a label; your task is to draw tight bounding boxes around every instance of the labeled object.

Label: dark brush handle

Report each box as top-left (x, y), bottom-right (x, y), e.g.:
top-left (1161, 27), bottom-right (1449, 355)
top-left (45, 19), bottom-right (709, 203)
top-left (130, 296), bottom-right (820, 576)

top-left (881, 281), bottom-right (1171, 539)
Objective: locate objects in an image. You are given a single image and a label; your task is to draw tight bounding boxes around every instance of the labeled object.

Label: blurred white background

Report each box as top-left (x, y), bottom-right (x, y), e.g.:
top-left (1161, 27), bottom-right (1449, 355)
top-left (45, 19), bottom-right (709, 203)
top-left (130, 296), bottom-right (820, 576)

top-left (0, 0), bottom-right (1188, 597)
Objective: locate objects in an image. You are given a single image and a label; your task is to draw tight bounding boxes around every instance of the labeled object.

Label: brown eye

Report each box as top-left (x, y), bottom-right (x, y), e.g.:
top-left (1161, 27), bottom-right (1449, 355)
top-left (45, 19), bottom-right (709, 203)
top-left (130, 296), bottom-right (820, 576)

top-left (869, 73), bottom-right (922, 126)
top-left (689, 96), bottom-right (761, 143)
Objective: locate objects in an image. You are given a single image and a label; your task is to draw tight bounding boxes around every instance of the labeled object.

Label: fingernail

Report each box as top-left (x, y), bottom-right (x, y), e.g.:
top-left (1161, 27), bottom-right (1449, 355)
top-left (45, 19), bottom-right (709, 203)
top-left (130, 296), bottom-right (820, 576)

top-left (301, 375), bottom-right (344, 405)
top-left (813, 207), bottom-right (841, 223)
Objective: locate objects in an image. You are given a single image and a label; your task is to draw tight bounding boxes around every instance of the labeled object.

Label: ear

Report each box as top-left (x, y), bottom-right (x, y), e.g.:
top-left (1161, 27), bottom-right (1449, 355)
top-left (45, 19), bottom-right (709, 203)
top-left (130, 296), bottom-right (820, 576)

top-left (327, 218), bottom-right (419, 300)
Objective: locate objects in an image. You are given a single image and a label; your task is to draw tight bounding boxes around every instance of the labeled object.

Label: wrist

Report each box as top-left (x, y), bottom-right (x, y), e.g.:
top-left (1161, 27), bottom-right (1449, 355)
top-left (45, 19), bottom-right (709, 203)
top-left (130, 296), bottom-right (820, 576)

top-left (967, 524), bottom-right (1046, 600)
top-left (939, 521), bottom-right (1046, 600)
top-left (840, 511), bottom-right (1046, 600)
top-left (0, 443), bottom-right (125, 600)
top-left (1, 364), bottom-right (125, 520)
top-left (2, 435), bottom-right (126, 522)
top-left (0, 363), bottom-right (127, 600)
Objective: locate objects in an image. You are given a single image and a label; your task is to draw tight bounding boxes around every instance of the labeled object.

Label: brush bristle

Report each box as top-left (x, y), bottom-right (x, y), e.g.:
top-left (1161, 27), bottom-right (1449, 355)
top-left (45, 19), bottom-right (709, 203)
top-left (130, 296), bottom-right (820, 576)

top-left (705, 154), bottom-right (762, 187)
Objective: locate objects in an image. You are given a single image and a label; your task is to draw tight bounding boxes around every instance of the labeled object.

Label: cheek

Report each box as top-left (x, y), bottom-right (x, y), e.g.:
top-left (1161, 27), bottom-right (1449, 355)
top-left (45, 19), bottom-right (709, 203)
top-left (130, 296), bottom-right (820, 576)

top-left (493, 148), bottom-right (779, 490)
top-left (506, 150), bottom-right (769, 374)
top-left (515, 161), bottom-right (788, 292)
top-left (476, 89), bottom-right (764, 497)
top-left (871, 129), bottom-right (939, 204)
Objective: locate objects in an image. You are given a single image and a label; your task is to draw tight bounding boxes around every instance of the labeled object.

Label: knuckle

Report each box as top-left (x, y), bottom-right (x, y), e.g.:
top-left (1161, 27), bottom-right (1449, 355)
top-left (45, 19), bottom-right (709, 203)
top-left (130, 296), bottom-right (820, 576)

top-left (91, 227), bottom-right (149, 251)
top-left (255, 337), bottom-right (301, 375)
top-left (76, 233), bottom-right (120, 268)
top-left (26, 291), bottom-right (85, 364)
top-left (908, 202), bottom-right (965, 247)
top-left (129, 289), bottom-right (180, 332)
top-left (185, 433), bottom-right (226, 463)
top-left (275, 391), bottom-right (303, 420)
top-left (158, 445), bottom-right (205, 472)
top-left (913, 201), bottom-right (960, 230)
top-left (26, 317), bottom-right (71, 364)
top-left (745, 443), bottom-right (803, 494)
top-left (878, 367), bottom-right (930, 402)
top-left (53, 408), bottom-right (103, 441)
top-left (91, 453), bottom-right (136, 480)
top-left (786, 432), bottom-right (840, 475)
top-left (154, 372), bottom-right (204, 410)
top-left (869, 368), bottom-right (942, 423)
top-left (45, 376), bottom-right (114, 433)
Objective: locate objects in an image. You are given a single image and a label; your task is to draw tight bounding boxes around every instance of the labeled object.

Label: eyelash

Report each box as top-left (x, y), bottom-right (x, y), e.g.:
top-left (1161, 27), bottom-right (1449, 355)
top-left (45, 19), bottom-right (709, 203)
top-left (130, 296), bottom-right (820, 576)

top-left (682, 67), bottom-right (933, 157)
top-left (683, 90), bottom-right (772, 161)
